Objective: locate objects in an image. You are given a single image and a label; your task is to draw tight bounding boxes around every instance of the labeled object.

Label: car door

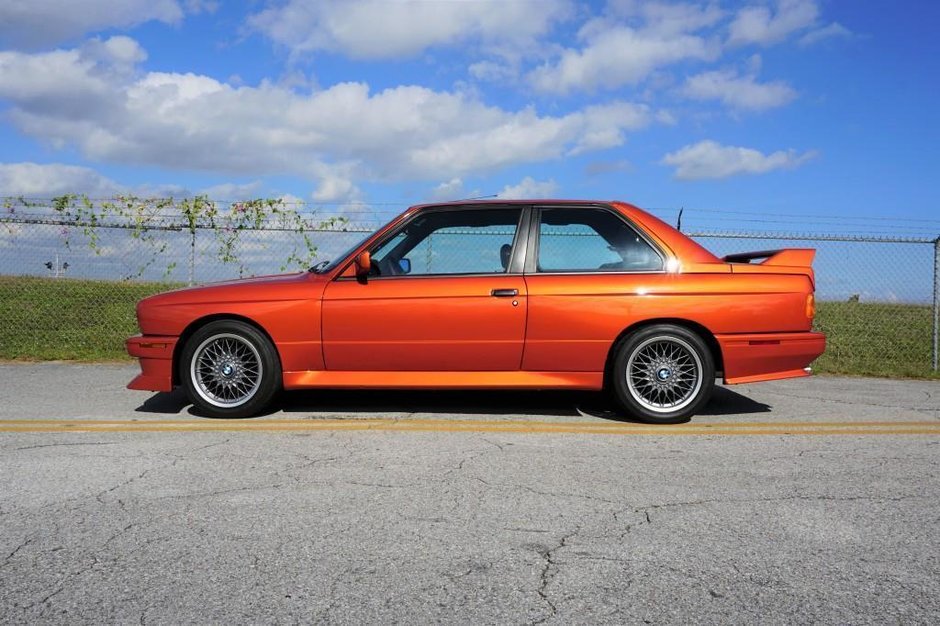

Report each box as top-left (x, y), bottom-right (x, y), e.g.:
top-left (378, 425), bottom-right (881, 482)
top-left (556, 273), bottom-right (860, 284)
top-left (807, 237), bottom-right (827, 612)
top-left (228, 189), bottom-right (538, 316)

top-left (321, 206), bottom-right (528, 371)
top-left (521, 205), bottom-right (670, 372)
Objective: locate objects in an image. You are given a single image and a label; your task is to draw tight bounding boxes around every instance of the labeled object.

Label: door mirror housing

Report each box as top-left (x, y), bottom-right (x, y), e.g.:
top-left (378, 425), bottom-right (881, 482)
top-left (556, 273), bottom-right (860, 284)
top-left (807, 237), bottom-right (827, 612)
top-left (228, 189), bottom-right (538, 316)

top-left (398, 258), bottom-right (411, 274)
top-left (355, 251), bottom-right (371, 279)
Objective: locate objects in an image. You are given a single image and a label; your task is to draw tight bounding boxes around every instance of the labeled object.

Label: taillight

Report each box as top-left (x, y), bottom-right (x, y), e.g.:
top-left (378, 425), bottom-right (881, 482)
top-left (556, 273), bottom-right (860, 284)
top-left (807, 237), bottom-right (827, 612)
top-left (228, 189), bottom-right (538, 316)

top-left (806, 293), bottom-right (816, 319)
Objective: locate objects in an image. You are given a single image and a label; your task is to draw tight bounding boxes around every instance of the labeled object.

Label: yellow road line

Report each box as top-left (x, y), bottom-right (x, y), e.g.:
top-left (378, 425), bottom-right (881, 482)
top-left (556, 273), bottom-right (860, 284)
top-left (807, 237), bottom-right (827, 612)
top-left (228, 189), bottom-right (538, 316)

top-left (0, 419), bottom-right (938, 436)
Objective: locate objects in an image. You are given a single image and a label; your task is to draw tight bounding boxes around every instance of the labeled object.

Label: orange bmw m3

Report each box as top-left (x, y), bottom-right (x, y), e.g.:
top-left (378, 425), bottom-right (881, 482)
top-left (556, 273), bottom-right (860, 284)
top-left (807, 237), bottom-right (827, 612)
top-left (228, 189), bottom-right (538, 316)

top-left (126, 200), bottom-right (825, 424)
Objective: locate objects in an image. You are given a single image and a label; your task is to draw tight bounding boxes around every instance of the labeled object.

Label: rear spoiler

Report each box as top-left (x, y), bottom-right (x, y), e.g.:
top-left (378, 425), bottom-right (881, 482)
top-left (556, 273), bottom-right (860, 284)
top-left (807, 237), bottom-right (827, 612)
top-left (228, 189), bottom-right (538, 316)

top-left (722, 248), bottom-right (816, 267)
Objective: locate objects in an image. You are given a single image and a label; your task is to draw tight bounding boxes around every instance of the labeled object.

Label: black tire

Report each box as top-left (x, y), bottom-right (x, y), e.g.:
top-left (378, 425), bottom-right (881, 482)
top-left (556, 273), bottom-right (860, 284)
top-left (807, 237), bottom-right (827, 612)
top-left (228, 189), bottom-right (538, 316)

top-left (610, 324), bottom-right (715, 424)
top-left (179, 320), bottom-right (281, 418)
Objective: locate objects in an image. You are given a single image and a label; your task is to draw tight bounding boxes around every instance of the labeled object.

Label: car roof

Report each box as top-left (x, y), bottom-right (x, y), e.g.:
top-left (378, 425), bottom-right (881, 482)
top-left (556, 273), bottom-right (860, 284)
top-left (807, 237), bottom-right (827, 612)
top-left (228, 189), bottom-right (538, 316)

top-left (406, 198), bottom-right (721, 264)
top-left (410, 199), bottom-right (611, 209)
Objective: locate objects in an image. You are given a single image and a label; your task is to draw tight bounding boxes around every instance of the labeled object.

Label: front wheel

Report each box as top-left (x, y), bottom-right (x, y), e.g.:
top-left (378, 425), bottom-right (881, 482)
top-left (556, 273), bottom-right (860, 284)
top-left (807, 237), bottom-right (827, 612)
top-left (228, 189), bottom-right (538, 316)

top-left (180, 320), bottom-right (281, 418)
top-left (610, 325), bottom-right (715, 424)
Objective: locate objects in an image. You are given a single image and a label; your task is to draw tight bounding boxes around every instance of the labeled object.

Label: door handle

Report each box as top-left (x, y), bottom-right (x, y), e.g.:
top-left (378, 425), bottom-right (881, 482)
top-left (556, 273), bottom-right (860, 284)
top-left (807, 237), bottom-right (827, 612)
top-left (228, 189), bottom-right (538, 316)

top-left (491, 288), bottom-right (519, 297)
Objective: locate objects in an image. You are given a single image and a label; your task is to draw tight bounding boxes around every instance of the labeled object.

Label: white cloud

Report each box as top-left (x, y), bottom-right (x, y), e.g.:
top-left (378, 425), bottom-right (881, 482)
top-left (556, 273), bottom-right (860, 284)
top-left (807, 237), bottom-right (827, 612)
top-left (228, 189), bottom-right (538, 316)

top-left (682, 69), bottom-right (796, 110)
top-left (468, 60), bottom-right (518, 83)
top-left (429, 177), bottom-right (465, 201)
top-left (247, 0), bottom-right (573, 59)
top-left (198, 181), bottom-right (264, 200)
top-left (0, 162), bottom-right (265, 199)
top-left (81, 35), bottom-right (148, 69)
top-left (569, 102), bottom-right (656, 154)
top-left (0, 39), bottom-right (658, 187)
top-left (0, 162), bottom-right (123, 196)
top-left (130, 182), bottom-right (190, 197)
top-left (0, 0), bottom-right (184, 49)
top-left (276, 193), bottom-right (305, 205)
top-left (311, 173), bottom-right (362, 203)
top-left (407, 102), bottom-right (655, 174)
top-left (661, 140), bottom-right (816, 180)
top-left (606, 1), bottom-right (725, 35)
top-left (498, 176), bottom-right (558, 199)
top-left (728, 0), bottom-right (819, 46)
top-left (799, 22), bottom-right (852, 46)
top-left (528, 14), bottom-right (720, 94)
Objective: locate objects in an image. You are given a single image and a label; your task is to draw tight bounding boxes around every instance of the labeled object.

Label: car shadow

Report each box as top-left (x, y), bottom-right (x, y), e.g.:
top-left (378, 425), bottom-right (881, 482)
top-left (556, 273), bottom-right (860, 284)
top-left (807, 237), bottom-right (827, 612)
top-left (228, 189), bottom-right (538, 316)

top-left (135, 384), bottom-right (770, 423)
top-left (135, 388), bottom-right (191, 414)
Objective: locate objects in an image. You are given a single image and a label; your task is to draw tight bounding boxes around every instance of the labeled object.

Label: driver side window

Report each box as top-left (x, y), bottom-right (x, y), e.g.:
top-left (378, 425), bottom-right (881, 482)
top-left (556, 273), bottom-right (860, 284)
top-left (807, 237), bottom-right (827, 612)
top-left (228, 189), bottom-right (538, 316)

top-left (370, 208), bottom-right (522, 277)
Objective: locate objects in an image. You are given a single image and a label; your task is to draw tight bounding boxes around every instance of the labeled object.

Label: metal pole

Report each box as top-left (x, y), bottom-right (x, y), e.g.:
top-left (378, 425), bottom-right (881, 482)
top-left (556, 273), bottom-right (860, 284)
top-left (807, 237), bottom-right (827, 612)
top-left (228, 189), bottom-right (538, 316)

top-left (189, 229), bottom-right (196, 286)
top-left (933, 236), bottom-right (939, 371)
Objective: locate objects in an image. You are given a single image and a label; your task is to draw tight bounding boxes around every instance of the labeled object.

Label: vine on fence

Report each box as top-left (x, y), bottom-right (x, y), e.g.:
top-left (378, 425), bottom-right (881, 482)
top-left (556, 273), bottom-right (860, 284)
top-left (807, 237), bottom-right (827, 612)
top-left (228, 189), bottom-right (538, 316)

top-left (5, 194), bottom-right (348, 280)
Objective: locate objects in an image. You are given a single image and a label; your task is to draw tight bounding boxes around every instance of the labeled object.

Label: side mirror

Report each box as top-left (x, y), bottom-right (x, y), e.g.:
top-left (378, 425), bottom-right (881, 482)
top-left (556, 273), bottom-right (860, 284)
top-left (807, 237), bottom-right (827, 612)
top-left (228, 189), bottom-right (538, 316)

top-left (398, 258), bottom-right (411, 274)
top-left (354, 251), bottom-right (371, 279)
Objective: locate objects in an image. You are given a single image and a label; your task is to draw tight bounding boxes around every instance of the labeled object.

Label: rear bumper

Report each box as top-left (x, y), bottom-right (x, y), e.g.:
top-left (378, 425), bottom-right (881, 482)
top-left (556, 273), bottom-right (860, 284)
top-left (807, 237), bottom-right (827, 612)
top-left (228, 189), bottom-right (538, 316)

top-left (717, 331), bottom-right (826, 385)
top-left (126, 335), bottom-right (177, 392)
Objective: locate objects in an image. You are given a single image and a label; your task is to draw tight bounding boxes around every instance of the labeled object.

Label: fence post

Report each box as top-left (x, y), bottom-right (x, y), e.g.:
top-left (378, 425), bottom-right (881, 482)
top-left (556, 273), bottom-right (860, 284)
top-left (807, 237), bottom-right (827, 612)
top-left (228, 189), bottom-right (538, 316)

top-left (934, 236), bottom-right (939, 371)
top-left (189, 228), bottom-right (196, 286)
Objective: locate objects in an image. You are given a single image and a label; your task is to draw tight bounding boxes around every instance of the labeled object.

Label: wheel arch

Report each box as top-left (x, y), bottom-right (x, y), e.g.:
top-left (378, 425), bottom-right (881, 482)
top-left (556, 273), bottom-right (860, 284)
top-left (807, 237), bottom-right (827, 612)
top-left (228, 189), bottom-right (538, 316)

top-left (172, 314), bottom-right (282, 387)
top-left (603, 318), bottom-right (724, 389)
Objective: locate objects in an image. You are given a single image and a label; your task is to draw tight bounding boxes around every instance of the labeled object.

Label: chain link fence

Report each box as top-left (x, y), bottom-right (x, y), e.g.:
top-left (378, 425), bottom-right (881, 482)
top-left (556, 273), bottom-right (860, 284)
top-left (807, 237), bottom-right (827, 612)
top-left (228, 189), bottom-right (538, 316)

top-left (1, 197), bottom-right (937, 377)
top-left (692, 232), bottom-right (939, 378)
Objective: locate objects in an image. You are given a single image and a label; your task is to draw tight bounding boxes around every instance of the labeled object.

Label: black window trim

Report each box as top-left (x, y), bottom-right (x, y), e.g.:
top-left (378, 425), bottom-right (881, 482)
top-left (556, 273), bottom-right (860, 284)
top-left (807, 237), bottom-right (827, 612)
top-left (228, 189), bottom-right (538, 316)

top-left (525, 203), bottom-right (667, 275)
top-left (335, 203), bottom-right (532, 281)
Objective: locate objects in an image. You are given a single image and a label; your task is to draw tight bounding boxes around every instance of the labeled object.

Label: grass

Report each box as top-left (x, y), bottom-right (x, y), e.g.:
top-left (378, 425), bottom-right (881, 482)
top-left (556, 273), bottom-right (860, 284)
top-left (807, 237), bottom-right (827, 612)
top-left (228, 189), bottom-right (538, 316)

top-left (0, 276), bottom-right (180, 361)
top-left (812, 301), bottom-right (939, 379)
top-left (0, 276), bottom-right (937, 379)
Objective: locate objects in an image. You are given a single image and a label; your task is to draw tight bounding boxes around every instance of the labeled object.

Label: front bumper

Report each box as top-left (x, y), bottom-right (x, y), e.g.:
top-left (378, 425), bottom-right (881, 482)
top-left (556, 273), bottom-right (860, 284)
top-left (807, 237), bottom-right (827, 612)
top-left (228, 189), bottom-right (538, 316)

top-left (126, 335), bottom-right (178, 392)
top-left (717, 331), bottom-right (826, 385)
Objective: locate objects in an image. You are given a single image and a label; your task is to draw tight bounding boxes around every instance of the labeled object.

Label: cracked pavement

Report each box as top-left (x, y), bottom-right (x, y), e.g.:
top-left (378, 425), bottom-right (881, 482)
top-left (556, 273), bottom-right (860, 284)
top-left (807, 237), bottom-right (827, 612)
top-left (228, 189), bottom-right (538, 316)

top-left (0, 363), bottom-right (938, 623)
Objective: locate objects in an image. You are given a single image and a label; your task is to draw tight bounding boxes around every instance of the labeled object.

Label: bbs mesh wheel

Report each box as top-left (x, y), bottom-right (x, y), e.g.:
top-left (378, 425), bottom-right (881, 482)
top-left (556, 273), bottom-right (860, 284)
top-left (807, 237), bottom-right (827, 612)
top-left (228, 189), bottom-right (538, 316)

top-left (611, 324), bottom-right (715, 424)
top-left (180, 320), bottom-right (281, 418)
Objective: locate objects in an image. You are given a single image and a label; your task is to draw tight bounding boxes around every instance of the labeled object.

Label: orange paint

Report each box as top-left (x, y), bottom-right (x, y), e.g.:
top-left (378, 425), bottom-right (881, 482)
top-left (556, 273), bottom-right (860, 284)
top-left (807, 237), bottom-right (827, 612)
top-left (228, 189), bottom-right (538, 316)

top-left (127, 200), bottom-right (826, 394)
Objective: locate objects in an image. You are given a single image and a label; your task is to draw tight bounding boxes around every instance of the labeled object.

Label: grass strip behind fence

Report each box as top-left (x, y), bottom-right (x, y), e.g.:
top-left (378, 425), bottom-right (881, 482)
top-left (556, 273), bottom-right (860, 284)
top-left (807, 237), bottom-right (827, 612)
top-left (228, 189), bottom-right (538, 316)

top-left (0, 276), bottom-right (181, 361)
top-left (0, 275), bottom-right (937, 379)
top-left (812, 301), bottom-right (937, 378)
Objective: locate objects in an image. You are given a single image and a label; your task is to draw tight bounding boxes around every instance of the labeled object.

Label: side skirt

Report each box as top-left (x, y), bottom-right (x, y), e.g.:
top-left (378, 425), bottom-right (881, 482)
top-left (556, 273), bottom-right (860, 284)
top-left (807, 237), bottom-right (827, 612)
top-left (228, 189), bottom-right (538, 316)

top-left (282, 370), bottom-right (604, 390)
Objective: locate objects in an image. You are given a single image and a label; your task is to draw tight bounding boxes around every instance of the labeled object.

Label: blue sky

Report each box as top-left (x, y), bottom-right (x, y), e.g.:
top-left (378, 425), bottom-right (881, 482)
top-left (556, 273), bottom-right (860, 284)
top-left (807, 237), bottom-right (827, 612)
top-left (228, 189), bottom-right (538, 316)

top-left (0, 0), bottom-right (938, 235)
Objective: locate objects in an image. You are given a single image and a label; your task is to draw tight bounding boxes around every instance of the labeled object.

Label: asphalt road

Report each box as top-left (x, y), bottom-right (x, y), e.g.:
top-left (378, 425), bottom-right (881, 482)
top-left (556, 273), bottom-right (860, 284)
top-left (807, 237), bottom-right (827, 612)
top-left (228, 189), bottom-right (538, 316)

top-left (1, 363), bottom-right (938, 624)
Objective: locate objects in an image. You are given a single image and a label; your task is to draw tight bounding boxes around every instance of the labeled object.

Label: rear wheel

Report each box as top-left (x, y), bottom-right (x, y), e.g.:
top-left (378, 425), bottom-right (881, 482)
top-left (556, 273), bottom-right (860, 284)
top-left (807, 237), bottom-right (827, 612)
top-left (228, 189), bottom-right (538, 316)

top-left (611, 324), bottom-right (714, 424)
top-left (180, 320), bottom-right (281, 418)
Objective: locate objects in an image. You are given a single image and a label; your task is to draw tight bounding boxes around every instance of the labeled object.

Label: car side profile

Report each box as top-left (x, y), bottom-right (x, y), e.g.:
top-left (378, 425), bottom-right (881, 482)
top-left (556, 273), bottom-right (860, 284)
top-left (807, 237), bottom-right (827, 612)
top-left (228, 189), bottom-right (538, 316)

top-left (126, 200), bottom-right (825, 424)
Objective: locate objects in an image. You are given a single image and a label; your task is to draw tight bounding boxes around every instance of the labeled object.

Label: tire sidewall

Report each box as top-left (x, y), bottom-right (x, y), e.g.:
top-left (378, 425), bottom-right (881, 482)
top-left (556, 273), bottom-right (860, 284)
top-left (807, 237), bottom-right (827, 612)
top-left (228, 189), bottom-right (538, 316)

top-left (180, 320), bottom-right (281, 418)
top-left (611, 324), bottom-right (715, 424)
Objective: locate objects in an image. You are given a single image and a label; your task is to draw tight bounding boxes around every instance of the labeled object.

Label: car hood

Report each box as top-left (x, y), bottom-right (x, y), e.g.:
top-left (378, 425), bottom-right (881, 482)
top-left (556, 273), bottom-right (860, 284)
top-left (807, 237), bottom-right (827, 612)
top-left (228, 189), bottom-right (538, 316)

top-left (140, 272), bottom-right (323, 308)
